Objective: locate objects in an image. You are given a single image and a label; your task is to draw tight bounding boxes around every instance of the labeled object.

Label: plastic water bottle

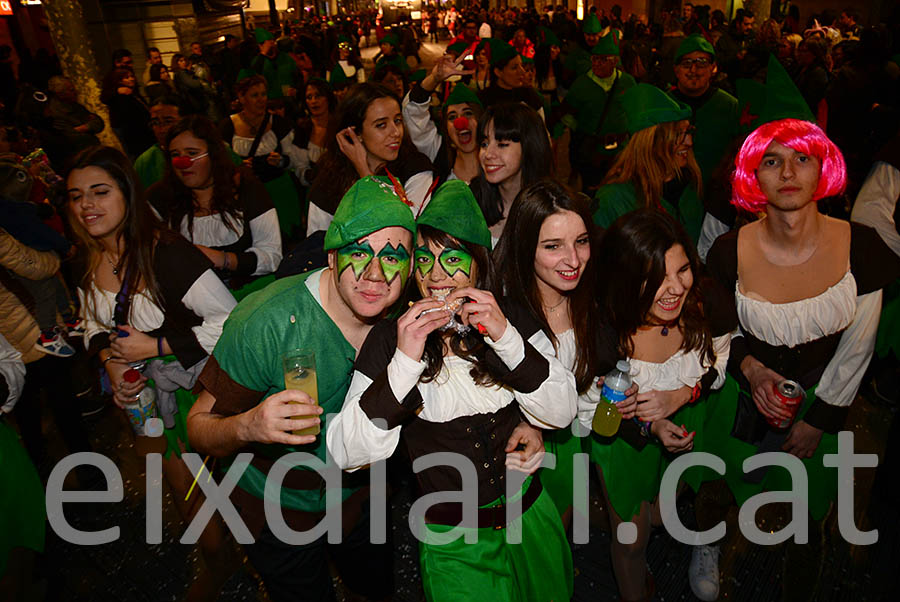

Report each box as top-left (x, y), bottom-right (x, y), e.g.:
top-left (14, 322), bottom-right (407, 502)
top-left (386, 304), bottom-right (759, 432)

top-left (592, 360), bottom-right (632, 436)
top-left (121, 368), bottom-right (159, 436)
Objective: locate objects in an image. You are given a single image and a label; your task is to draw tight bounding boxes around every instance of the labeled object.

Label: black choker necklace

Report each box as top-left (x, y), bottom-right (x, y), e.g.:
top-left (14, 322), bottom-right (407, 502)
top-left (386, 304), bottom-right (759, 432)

top-left (639, 319), bottom-right (679, 336)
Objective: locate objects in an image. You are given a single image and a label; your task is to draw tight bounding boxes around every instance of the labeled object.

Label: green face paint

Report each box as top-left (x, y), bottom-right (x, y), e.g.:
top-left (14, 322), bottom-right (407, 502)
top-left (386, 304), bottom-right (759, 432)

top-left (378, 242), bottom-right (411, 286)
top-left (438, 248), bottom-right (473, 278)
top-left (414, 245), bottom-right (436, 278)
top-left (336, 241), bottom-right (375, 280)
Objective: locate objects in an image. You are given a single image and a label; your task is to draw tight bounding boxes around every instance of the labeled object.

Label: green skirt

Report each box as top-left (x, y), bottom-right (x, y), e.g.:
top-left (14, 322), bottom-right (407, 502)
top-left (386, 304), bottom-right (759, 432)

top-left (585, 400), bottom-right (708, 521)
top-left (540, 426), bottom-right (584, 517)
top-left (0, 420), bottom-right (45, 575)
top-left (419, 478), bottom-right (573, 602)
top-left (699, 375), bottom-right (835, 521)
top-left (265, 171), bottom-right (304, 237)
top-left (875, 279), bottom-right (900, 359)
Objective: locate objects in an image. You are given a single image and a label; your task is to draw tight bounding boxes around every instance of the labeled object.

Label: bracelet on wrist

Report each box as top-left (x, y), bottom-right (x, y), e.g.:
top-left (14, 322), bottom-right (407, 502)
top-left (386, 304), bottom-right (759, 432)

top-left (157, 337), bottom-right (164, 357)
top-left (101, 354), bottom-right (115, 365)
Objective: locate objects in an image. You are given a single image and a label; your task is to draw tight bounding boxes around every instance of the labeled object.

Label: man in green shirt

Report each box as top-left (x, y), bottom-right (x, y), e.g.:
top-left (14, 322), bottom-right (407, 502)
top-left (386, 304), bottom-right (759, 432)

top-left (668, 34), bottom-right (740, 187)
top-left (554, 31), bottom-right (636, 192)
top-left (250, 27), bottom-right (299, 100)
top-left (188, 176), bottom-right (415, 602)
top-left (562, 13), bottom-right (604, 84)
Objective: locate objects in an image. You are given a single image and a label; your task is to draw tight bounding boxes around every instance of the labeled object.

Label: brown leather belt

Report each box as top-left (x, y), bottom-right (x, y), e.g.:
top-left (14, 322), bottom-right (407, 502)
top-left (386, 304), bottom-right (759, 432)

top-left (424, 475), bottom-right (543, 530)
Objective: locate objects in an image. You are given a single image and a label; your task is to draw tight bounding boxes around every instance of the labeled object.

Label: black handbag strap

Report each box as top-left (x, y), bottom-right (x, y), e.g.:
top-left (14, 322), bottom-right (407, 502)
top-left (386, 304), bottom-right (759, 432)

top-left (247, 112), bottom-right (271, 158)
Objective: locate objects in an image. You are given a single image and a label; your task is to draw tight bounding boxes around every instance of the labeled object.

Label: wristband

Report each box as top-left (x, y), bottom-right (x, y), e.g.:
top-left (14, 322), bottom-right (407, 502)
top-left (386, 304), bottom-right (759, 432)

top-left (157, 337), bottom-right (164, 357)
top-left (102, 354), bottom-right (115, 365)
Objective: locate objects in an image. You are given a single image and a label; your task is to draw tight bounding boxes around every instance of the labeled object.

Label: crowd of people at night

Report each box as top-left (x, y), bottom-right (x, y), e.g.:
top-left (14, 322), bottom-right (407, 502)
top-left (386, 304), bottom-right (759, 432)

top-left (2, 2), bottom-right (900, 601)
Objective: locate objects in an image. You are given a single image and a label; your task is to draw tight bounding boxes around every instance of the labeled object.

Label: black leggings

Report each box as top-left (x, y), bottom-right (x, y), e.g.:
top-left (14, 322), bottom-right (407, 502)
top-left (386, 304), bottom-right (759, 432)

top-left (14, 355), bottom-right (92, 466)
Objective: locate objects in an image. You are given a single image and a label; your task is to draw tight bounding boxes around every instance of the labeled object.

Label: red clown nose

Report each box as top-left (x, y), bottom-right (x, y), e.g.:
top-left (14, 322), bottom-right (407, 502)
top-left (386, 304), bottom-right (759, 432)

top-left (171, 152), bottom-right (209, 169)
top-left (452, 116), bottom-right (470, 132)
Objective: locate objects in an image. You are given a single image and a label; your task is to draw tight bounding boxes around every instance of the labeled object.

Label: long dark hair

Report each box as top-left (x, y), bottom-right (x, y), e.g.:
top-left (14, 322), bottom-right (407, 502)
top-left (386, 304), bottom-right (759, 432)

top-left (597, 209), bottom-right (713, 365)
top-left (156, 115), bottom-right (242, 237)
top-left (312, 83), bottom-right (414, 209)
top-left (470, 102), bottom-right (552, 226)
top-left (493, 179), bottom-right (599, 392)
top-left (534, 44), bottom-right (562, 91)
top-left (417, 226), bottom-right (500, 387)
top-left (66, 146), bottom-right (171, 320)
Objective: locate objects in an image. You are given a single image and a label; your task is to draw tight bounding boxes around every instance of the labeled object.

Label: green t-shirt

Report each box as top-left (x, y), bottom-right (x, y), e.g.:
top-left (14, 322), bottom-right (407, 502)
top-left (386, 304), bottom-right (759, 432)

top-left (212, 268), bottom-right (358, 512)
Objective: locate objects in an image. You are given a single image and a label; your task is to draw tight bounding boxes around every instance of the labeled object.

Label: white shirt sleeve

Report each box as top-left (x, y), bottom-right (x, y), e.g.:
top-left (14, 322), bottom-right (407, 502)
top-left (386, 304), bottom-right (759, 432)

top-left (698, 213), bottom-right (731, 263)
top-left (402, 90), bottom-right (443, 163)
top-left (78, 287), bottom-right (111, 351)
top-left (486, 323), bottom-right (578, 429)
top-left (851, 162), bottom-right (900, 257)
top-left (180, 269), bottom-right (238, 355)
top-left (709, 332), bottom-right (732, 390)
top-left (327, 366), bottom-right (409, 471)
top-left (0, 333), bottom-right (26, 413)
top-left (307, 202), bottom-right (334, 236)
top-left (815, 290), bottom-right (881, 408)
top-left (279, 130), bottom-right (308, 178)
top-left (247, 208), bottom-right (283, 275)
top-left (403, 171), bottom-right (435, 217)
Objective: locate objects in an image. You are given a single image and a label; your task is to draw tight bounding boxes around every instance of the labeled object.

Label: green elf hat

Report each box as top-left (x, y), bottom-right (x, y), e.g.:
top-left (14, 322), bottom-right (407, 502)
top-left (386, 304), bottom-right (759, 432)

top-left (583, 13), bottom-right (603, 34)
top-left (417, 180), bottom-right (492, 249)
top-left (591, 30), bottom-right (621, 56)
top-left (329, 64), bottom-right (350, 86)
top-left (538, 26), bottom-right (561, 48)
top-left (760, 53), bottom-right (815, 124)
top-left (324, 176), bottom-right (417, 251)
top-left (409, 69), bottom-right (427, 83)
top-left (624, 84), bottom-right (692, 134)
top-left (337, 34), bottom-right (352, 50)
top-left (443, 82), bottom-right (483, 110)
top-left (378, 32), bottom-right (399, 48)
top-left (254, 28), bottom-right (274, 43)
top-left (236, 67), bottom-right (257, 83)
top-left (675, 34), bottom-right (716, 62)
top-left (735, 54), bottom-right (815, 133)
top-left (487, 38), bottom-right (517, 66)
top-left (447, 41), bottom-right (470, 57)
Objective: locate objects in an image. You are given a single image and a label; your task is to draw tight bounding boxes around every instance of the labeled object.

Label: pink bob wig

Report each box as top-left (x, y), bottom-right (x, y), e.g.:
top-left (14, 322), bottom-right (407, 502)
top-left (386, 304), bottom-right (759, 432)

top-left (731, 118), bottom-right (846, 213)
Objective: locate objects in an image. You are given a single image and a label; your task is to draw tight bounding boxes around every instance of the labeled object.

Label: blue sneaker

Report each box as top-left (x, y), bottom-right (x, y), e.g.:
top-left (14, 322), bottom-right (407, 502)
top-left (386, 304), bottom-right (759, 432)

top-left (35, 328), bottom-right (76, 357)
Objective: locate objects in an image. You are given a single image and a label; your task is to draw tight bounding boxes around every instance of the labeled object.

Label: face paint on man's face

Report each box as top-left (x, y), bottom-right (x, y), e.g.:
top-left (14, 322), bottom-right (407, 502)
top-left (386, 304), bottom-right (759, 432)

top-left (336, 241), bottom-right (375, 280)
top-left (378, 242), bottom-right (411, 286)
top-left (414, 245), bottom-right (436, 278)
top-left (438, 248), bottom-right (473, 278)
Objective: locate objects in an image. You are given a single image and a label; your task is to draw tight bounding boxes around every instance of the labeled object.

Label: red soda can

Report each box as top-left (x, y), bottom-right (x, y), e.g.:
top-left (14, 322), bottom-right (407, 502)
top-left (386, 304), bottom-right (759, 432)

top-left (767, 380), bottom-right (804, 430)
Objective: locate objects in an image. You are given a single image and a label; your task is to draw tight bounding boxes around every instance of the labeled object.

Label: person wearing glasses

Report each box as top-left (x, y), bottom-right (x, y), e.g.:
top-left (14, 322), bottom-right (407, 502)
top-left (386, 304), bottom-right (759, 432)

top-left (593, 84), bottom-right (705, 246)
top-left (669, 35), bottom-right (740, 188)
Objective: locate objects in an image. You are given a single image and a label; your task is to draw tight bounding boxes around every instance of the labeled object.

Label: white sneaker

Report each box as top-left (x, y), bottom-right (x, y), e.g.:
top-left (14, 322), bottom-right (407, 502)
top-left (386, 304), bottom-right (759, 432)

top-left (689, 544), bottom-right (720, 601)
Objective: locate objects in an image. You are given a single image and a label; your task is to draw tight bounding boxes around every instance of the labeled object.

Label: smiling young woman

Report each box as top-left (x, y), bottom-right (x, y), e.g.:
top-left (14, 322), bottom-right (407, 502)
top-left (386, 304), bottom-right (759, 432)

top-left (587, 209), bottom-right (736, 602)
top-left (307, 83), bottom-right (434, 237)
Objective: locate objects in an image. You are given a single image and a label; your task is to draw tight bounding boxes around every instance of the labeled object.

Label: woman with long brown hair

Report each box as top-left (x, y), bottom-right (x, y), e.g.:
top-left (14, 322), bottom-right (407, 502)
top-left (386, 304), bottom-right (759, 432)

top-left (585, 209), bottom-right (735, 602)
top-left (493, 179), bottom-right (616, 528)
top-left (148, 115), bottom-right (281, 290)
top-left (306, 82), bottom-right (434, 236)
top-left (593, 84), bottom-right (705, 244)
top-left (67, 145), bottom-right (237, 599)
